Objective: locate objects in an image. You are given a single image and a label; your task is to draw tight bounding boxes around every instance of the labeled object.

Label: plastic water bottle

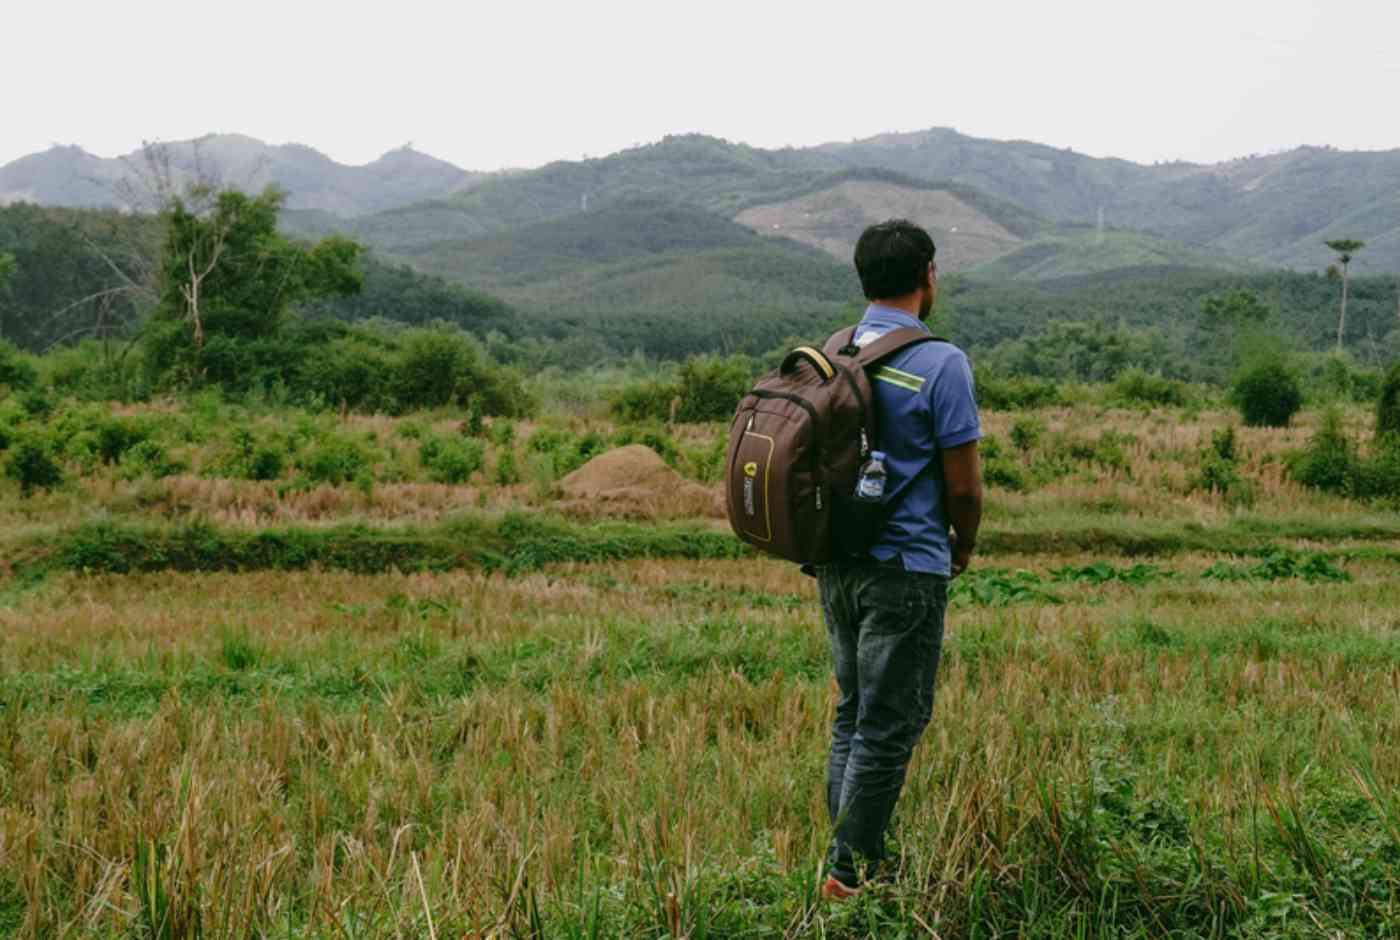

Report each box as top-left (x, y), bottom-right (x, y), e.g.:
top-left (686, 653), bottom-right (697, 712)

top-left (854, 451), bottom-right (887, 503)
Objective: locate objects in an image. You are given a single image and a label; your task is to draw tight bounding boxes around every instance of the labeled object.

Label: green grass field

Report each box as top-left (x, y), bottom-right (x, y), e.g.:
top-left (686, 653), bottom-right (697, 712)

top-left (2, 395), bottom-right (1399, 938)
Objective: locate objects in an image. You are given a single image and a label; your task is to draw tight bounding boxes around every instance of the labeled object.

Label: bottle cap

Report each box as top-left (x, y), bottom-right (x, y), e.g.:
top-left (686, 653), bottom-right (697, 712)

top-left (870, 451), bottom-right (886, 462)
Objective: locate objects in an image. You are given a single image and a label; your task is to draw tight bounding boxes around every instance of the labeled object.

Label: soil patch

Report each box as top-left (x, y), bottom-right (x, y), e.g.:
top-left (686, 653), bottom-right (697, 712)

top-left (558, 445), bottom-right (724, 520)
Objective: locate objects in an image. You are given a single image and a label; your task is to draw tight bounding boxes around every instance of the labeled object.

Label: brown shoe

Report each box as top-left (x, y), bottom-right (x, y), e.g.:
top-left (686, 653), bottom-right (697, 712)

top-left (821, 876), bottom-right (861, 902)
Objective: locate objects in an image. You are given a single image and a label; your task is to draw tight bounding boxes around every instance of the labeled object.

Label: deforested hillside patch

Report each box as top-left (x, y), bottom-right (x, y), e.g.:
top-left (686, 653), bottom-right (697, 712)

top-left (734, 179), bottom-right (1025, 272)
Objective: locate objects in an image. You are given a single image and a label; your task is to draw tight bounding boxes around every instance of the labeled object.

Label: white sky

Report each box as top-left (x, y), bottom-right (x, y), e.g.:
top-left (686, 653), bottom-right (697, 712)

top-left (5, 0), bottom-right (1399, 171)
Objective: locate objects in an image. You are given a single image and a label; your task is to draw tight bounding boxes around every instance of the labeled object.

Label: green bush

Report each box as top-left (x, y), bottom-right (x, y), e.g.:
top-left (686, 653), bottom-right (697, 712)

top-left (463, 397), bottom-right (485, 438)
top-left (301, 434), bottom-right (372, 485)
top-left (976, 375), bottom-right (1061, 410)
top-left (119, 440), bottom-right (186, 480)
top-left (609, 379), bottom-right (679, 423)
top-left (1111, 368), bottom-right (1187, 407)
top-left (489, 419), bottom-right (516, 447)
top-left (0, 340), bottom-right (39, 391)
top-left (18, 388), bottom-right (53, 419)
top-left (675, 355), bottom-right (753, 423)
top-left (980, 434), bottom-right (1026, 490)
top-left (96, 418), bottom-right (149, 465)
top-left (1288, 409), bottom-right (1355, 494)
top-left (1009, 417), bottom-right (1044, 452)
top-left (419, 434), bottom-right (485, 484)
top-left (1377, 363), bottom-right (1400, 437)
top-left (1232, 360), bottom-right (1303, 428)
top-left (1189, 426), bottom-right (1252, 504)
top-left (493, 449), bottom-right (521, 486)
top-left (4, 434), bottom-right (62, 495)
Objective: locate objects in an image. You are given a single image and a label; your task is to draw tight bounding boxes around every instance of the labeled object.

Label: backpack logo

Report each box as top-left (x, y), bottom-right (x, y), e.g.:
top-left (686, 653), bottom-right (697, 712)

top-left (743, 461), bottom-right (758, 478)
top-left (743, 478), bottom-right (756, 515)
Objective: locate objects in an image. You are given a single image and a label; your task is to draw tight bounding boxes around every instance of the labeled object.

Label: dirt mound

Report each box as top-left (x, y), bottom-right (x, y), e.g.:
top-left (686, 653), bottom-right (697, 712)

top-left (558, 445), bottom-right (724, 520)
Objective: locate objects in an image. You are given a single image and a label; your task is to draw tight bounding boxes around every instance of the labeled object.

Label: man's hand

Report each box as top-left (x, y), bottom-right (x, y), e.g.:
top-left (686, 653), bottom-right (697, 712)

top-left (950, 535), bottom-right (974, 579)
top-left (941, 441), bottom-right (983, 580)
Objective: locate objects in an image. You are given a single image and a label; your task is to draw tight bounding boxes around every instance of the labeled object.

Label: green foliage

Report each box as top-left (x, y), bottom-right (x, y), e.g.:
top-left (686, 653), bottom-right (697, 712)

top-left (976, 374), bottom-right (1061, 410)
top-left (526, 428), bottom-right (609, 477)
top-left (980, 434), bottom-right (1026, 491)
top-left (1289, 409), bottom-right (1357, 494)
top-left (488, 419), bottom-right (516, 446)
top-left (463, 397), bottom-right (485, 437)
top-left (0, 339), bottom-right (37, 391)
top-left (675, 354), bottom-right (753, 422)
top-left (1111, 368), bottom-right (1187, 406)
top-left (1377, 363), bottom-right (1400, 437)
top-left (4, 433), bottom-right (63, 495)
top-left (493, 449), bottom-right (521, 486)
top-left (299, 434), bottom-right (371, 486)
top-left (1232, 359), bottom-right (1302, 428)
top-left (144, 186), bottom-right (364, 390)
top-left (1189, 426), bottom-right (1253, 505)
top-left (16, 386), bottom-right (53, 419)
top-left (419, 434), bottom-right (485, 484)
top-left (1202, 549), bottom-right (1350, 583)
top-left (96, 417), bottom-right (149, 465)
top-left (1009, 416), bottom-right (1044, 452)
top-left (610, 354), bottom-right (754, 424)
top-left (119, 440), bottom-right (185, 480)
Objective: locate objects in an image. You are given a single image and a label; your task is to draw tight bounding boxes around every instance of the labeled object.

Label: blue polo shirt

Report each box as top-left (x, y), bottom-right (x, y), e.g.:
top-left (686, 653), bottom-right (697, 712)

top-left (854, 304), bottom-right (981, 575)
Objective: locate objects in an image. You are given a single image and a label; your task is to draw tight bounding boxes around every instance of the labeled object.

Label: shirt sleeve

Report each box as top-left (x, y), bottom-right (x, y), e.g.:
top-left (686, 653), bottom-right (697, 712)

top-left (925, 349), bottom-right (982, 450)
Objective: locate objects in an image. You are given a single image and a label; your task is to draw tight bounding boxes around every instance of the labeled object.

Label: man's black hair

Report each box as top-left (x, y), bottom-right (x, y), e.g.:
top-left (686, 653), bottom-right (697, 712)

top-left (853, 219), bottom-right (937, 301)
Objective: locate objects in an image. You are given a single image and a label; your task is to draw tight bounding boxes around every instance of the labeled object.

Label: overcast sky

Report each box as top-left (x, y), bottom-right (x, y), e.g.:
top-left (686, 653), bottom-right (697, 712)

top-left (6, 0), bottom-right (1398, 171)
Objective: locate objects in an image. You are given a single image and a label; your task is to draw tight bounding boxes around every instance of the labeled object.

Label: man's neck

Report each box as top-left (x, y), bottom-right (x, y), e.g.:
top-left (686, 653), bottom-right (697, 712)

top-left (869, 297), bottom-right (924, 320)
top-left (869, 294), bottom-right (924, 320)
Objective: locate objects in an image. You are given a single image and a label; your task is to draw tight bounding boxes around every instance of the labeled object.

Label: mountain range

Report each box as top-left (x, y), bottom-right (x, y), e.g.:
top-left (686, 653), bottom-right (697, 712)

top-left (4, 129), bottom-right (1398, 363)
top-left (6, 130), bottom-right (1396, 285)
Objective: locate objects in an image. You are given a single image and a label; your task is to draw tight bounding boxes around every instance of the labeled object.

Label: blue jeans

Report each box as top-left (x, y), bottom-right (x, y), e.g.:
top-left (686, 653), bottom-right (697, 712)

top-left (817, 563), bottom-right (948, 885)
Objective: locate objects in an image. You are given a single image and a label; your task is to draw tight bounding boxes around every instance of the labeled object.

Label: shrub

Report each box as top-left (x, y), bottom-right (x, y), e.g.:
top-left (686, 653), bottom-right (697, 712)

top-left (4, 434), bottom-right (62, 495)
top-left (1232, 360), bottom-right (1302, 428)
top-left (248, 447), bottom-right (285, 481)
top-left (1009, 416), bottom-right (1044, 452)
top-left (980, 434), bottom-right (1026, 490)
top-left (675, 355), bottom-right (754, 423)
top-left (0, 340), bottom-right (39, 391)
top-left (610, 379), bottom-right (679, 423)
top-left (419, 434), bottom-right (485, 484)
top-left (1189, 426), bottom-right (1251, 504)
top-left (18, 388), bottom-right (53, 419)
top-left (301, 434), bottom-right (371, 485)
top-left (1377, 363), bottom-right (1400, 438)
top-left (1111, 368), bottom-right (1187, 407)
top-left (462, 397), bottom-right (485, 438)
top-left (493, 449), bottom-right (521, 486)
top-left (976, 374), bottom-right (1061, 410)
top-left (120, 440), bottom-right (186, 480)
top-left (1288, 409), bottom-right (1355, 494)
top-left (96, 418), bottom-right (149, 465)
top-left (489, 419), bottom-right (516, 447)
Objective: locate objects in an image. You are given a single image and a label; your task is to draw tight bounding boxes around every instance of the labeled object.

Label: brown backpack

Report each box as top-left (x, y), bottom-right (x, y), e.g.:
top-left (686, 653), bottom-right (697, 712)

top-left (724, 325), bottom-right (937, 565)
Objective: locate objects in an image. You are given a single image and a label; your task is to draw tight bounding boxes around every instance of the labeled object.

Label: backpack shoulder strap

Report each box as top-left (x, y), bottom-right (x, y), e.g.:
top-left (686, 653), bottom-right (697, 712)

top-left (846, 327), bottom-right (944, 368)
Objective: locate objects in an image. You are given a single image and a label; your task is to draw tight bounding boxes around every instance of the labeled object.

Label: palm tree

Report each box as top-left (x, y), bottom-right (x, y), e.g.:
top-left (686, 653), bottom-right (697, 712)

top-left (1325, 239), bottom-right (1365, 351)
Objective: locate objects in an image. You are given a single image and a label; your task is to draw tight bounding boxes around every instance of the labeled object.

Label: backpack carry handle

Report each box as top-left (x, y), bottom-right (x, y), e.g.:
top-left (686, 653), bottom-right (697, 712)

top-left (780, 346), bottom-right (837, 383)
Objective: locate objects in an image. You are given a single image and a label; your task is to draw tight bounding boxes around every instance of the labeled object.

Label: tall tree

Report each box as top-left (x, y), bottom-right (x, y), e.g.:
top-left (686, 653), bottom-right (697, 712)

top-left (1325, 239), bottom-right (1365, 351)
top-left (146, 185), bottom-right (363, 387)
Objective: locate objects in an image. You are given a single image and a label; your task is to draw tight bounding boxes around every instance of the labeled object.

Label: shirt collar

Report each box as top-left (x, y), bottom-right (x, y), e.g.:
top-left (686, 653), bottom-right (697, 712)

top-left (861, 304), bottom-right (931, 334)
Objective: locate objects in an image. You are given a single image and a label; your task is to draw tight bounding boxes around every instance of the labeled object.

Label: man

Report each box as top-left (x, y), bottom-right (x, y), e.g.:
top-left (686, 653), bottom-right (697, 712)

top-left (819, 219), bottom-right (983, 900)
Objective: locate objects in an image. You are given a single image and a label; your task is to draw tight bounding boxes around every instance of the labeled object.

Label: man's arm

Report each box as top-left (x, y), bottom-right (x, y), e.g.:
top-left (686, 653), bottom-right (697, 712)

top-left (941, 440), bottom-right (983, 578)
